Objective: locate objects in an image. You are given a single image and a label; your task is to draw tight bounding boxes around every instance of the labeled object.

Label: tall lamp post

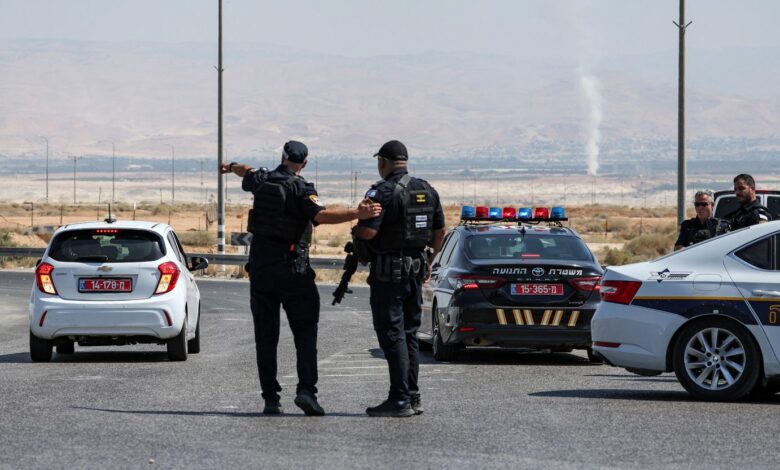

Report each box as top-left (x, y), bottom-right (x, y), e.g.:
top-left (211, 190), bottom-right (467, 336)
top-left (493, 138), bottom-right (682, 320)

top-left (99, 140), bottom-right (116, 202)
top-left (39, 136), bottom-right (49, 203)
top-left (674, 0), bottom-right (692, 226)
top-left (216, 0), bottom-right (226, 254)
top-left (165, 144), bottom-right (175, 205)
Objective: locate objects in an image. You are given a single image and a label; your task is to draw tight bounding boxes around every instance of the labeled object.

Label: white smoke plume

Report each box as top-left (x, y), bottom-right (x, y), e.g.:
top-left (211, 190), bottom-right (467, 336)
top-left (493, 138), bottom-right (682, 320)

top-left (580, 73), bottom-right (602, 176)
top-left (563, 0), bottom-right (603, 176)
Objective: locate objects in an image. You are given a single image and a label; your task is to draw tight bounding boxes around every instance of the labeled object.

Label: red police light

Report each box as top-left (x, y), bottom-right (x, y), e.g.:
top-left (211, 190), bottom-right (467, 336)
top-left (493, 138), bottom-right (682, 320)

top-left (475, 206), bottom-right (489, 219)
top-left (533, 207), bottom-right (549, 219)
top-left (502, 207), bottom-right (516, 219)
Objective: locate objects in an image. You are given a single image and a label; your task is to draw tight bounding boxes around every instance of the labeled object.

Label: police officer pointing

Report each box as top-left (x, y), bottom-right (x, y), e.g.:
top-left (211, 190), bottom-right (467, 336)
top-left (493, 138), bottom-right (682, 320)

top-left (221, 141), bottom-right (380, 416)
top-left (353, 140), bottom-right (446, 417)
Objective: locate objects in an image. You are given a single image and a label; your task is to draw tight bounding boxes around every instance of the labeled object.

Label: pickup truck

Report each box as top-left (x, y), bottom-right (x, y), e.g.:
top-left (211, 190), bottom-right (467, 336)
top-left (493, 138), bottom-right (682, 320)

top-left (712, 189), bottom-right (780, 219)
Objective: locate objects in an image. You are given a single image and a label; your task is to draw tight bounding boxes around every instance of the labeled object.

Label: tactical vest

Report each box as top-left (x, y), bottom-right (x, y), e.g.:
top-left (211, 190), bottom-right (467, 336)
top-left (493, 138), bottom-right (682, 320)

top-left (373, 174), bottom-right (436, 252)
top-left (247, 174), bottom-right (312, 245)
top-left (728, 201), bottom-right (774, 230)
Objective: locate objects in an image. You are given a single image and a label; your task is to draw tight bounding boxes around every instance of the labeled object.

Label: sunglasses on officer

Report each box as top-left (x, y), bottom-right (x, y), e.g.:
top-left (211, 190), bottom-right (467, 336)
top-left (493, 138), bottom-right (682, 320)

top-left (693, 201), bottom-right (712, 207)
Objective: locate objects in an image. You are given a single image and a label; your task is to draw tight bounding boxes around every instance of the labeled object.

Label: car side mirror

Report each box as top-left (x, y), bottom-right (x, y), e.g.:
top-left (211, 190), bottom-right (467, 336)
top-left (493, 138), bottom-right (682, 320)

top-left (189, 256), bottom-right (209, 272)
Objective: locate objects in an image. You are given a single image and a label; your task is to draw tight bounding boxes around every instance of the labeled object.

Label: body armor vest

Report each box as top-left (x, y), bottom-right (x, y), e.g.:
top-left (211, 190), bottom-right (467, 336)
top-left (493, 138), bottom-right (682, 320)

top-left (373, 174), bottom-right (435, 252)
top-left (247, 174), bottom-right (312, 245)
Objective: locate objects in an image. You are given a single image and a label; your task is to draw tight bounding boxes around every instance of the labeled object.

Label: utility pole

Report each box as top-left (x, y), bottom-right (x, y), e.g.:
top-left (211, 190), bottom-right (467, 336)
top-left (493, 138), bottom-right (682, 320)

top-left (166, 144), bottom-right (175, 205)
top-left (216, 0), bottom-right (226, 254)
top-left (40, 136), bottom-right (49, 203)
top-left (200, 159), bottom-right (205, 205)
top-left (674, 0), bottom-right (692, 226)
top-left (71, 155), bottom-right (79, 204)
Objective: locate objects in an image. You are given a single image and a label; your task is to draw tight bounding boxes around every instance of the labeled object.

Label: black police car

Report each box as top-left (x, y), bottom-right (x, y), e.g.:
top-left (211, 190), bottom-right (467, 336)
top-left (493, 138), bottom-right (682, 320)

top-left (419, 206), bottom-right (603, 361)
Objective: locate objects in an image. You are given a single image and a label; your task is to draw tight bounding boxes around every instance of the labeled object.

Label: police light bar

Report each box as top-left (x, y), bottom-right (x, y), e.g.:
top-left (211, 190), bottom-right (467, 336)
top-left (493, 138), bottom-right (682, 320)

top-left (459, 205), bottom-right (567, 223)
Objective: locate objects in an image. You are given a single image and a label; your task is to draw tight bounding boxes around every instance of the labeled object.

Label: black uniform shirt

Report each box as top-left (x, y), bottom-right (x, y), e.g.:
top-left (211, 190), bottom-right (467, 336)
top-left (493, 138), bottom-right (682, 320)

top-left (358, 169), bottom-right (445, 253)
top-left (242, 164), bottom-right (325, 262)
top-left (675, 217), bottom-right (718, 248)
top-left (730, 199), bottom-right (771, 230)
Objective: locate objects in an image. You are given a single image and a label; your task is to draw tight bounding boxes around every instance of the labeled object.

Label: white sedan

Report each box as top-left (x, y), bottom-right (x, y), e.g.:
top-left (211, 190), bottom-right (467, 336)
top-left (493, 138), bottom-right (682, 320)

top-left (29, 220), bottom-right (208, 362)
top-left (592, 221), bottom-right (780, 400)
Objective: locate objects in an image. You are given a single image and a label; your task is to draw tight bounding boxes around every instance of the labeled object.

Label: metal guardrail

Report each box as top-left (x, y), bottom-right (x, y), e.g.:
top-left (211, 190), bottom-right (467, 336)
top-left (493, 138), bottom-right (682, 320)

top-left (0, 247), bottom-right (361, 270)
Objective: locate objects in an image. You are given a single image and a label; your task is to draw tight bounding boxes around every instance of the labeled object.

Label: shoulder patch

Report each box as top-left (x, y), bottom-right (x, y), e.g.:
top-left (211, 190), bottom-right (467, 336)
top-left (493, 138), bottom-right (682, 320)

top-left (309, 194), bottom-right (324, 207)
top-left (366, 189), bottom-right (377, 199)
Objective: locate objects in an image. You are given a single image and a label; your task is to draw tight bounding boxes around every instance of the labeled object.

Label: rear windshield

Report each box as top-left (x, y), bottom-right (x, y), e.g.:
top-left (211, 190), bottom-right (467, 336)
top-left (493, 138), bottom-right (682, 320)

top-left (464, 234), bottom-right (593, 261)
top-left (49, 229), bottom-right (165, 263)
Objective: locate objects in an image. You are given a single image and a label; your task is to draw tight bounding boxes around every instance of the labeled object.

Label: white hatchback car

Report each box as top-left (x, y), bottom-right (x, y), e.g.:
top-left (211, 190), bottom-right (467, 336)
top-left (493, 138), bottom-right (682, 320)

top-left (29, 220), bottom-right (208, 362)
top-left (593, 221), bottom-right (780, 400)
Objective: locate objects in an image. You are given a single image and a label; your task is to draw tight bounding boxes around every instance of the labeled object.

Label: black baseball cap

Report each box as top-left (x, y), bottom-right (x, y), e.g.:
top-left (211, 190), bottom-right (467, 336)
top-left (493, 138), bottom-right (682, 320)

top-left (283, 140), bottom-right (308, 163)
top-left (373, 140), bottom-right (408, 161)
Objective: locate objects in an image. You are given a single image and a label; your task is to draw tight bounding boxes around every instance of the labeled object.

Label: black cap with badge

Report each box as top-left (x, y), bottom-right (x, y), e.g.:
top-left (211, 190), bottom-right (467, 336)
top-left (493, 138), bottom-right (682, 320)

top-left (283, 140), bottom-right (308, 163)
top-left (374, 140), bottom-right (408, 161)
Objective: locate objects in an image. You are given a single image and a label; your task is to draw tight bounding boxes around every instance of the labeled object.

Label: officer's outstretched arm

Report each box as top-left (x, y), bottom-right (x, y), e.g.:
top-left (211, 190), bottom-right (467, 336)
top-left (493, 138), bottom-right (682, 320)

top-left (314, 199), bottom-right (381, 225)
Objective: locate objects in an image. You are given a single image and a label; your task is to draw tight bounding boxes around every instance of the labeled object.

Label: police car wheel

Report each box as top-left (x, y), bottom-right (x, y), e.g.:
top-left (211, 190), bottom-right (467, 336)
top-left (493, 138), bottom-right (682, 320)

top-left (56, 341), bottom-right (75, 355)
top-left (187, 305), bottom-right (201, 354)
top-left (432, 314), bottom-right (459, 362)
top-left (30, 332), bottom-right (53, 363)
top-left (586, 348), bottom-right (603, 364)
top-left (672, 318), bottom-right (760, 401)
top-left (167, 318), bottom-right (188, 362)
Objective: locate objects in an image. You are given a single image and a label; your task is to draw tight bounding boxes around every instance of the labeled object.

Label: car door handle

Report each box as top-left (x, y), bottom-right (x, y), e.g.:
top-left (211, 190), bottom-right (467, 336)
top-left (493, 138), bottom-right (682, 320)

top-left (752, 290), bottom-right (780, 298)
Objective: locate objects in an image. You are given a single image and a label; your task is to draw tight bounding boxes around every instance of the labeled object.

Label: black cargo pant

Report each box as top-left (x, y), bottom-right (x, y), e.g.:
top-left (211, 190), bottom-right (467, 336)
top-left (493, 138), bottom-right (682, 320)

top-left (369, 275), bottom-right (423, 402)
top-left (249, 258), bottom-right (319, 401)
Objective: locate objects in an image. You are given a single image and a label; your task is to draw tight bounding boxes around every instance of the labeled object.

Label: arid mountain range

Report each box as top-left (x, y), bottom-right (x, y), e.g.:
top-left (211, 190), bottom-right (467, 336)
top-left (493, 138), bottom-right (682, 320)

top-left (1, 38), bottom-right (779, 159)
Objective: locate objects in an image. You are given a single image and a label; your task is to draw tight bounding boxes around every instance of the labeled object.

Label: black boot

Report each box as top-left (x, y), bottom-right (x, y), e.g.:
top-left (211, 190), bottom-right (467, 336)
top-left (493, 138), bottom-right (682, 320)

top-left (410, 395), bottom-right (424, 415)
top-left (263, 399), bottom-right (283, 415)
top-left (294, 390), bottom-right (325, 416)
top-left (366, 398), bottom-right (414, 417)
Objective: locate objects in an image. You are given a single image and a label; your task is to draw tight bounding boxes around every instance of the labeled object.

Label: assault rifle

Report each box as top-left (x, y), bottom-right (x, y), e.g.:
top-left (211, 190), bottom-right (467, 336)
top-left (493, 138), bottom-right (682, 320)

top-left (332, 242), bottom-right (358, 305)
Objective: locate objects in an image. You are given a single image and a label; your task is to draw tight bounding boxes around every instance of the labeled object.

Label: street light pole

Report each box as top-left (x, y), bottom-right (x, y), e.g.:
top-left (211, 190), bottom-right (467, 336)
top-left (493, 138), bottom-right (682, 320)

top-left (216, 0), bottom-right (226, 254)
top-left (165, 144), bottom-right (175, 205)
top-left (674, 0), bottom-right (692, 226)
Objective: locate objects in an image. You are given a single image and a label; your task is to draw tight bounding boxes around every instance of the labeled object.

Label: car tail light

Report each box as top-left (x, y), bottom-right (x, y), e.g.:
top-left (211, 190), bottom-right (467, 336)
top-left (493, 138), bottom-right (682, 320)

top-left (36, 262), bottom-right (57, 295)
top-left (594, 341), bottom-right (621, 348)
top-left (569, 276), bottom-right (602, 292)
top-left (155, 261), bottom-right (180, 295)
top-left (600, 280), bottom-right (642, 304)
top-left (447, 274), bottom-right (506, 291)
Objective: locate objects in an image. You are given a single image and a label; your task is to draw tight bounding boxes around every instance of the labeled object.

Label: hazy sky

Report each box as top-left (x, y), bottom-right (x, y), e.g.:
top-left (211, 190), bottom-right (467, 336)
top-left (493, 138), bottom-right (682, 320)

top-left (2, 0), bottom-right (780, 60)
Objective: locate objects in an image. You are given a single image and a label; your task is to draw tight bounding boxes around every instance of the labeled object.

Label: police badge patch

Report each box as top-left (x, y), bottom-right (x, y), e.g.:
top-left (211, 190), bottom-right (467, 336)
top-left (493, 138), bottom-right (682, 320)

top-left (309, 195), bottom-right (324, 207)
top-left (366, 189), bottom-right (377, 199)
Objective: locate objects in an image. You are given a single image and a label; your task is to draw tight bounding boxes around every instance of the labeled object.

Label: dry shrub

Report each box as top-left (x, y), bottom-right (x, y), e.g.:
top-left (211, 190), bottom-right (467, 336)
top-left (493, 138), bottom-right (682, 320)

top-left (177, 230), bottom-right (215, 246)
top-left (602, 233), bottom-right (675, 266)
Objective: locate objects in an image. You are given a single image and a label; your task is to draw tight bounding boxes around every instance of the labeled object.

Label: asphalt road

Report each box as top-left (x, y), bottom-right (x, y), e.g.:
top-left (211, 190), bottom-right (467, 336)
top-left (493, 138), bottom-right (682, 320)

top-left (1, 270), bottom-right (779, 469)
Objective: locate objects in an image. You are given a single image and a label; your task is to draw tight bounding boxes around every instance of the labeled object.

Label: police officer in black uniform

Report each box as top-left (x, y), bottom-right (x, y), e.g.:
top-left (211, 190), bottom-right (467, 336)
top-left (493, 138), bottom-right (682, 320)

top-left (221, 141), bottom-right (380, 416)
top-left (353, 140), bottom-right (446, 417)
top-left (674, 190), bottom-right (718, 251)
top-left (726, 173), bottom-right (772, 230)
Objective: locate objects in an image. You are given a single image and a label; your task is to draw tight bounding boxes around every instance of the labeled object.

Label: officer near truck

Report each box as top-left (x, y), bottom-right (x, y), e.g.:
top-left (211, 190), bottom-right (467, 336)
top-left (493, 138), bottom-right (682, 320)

top-left (221, 140), bottom-right (380, 416)
top-left (353, 140), bottom-right (446, 417)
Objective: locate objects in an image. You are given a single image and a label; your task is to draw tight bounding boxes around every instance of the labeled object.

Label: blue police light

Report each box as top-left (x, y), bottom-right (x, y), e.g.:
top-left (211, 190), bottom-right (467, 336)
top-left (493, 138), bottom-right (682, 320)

top-left (488, 207), bottom-right (502, 219)
top-left (551, 207), bottom-right (566, 219)
top-left (517, 208), bottom-right (532, 220)
top-left (461, 205), bottom-right (476, 220)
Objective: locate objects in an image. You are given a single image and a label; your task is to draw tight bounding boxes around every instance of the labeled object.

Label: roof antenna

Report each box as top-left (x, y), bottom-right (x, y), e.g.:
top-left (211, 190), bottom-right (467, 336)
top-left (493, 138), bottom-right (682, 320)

top-left (105, 203), bottom-right (116, 224)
